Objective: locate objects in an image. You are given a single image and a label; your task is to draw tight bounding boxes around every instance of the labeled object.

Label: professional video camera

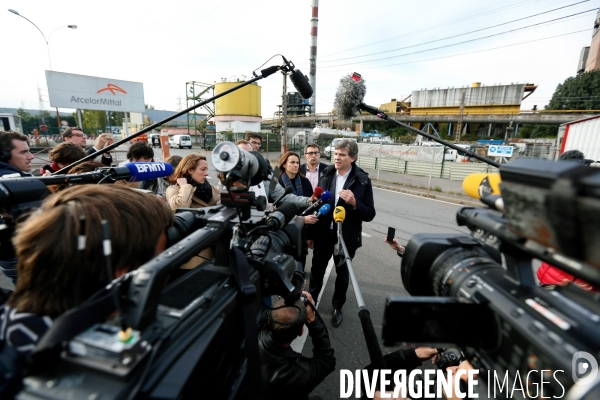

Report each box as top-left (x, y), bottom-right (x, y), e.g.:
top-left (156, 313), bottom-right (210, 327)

top-left (18, 143), bottom-right (307, 399)
top-left (382, 158), bottom-right (600, 399)
top-left (0, 163), bottom-right (173, 260)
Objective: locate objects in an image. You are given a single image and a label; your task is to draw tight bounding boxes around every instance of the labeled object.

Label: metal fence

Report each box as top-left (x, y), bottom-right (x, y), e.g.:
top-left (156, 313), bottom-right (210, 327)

top-left (355, 156), bottom-right (498, 181)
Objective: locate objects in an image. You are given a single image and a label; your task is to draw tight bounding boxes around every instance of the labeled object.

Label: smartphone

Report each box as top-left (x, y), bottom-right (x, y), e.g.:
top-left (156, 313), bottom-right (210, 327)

top-left (104, 132), bottom-right (114, 139)
top-left (387, 227), bottom-right (395, 242)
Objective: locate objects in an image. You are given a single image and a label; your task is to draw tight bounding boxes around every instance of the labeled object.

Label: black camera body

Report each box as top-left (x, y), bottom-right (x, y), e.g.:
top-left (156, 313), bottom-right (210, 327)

top-left (383, 158), bottom-right (600, 399)
top-left (17, 145), bottom-right (306, 399)
top-left (436, 348), bottom-right (465, 370)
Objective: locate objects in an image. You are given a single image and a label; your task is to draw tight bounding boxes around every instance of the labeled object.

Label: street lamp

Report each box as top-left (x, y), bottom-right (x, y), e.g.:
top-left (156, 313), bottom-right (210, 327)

top-left (8, 9), bottom-right (77, 70)
top-left (8, 9), bottom-right (77, 132)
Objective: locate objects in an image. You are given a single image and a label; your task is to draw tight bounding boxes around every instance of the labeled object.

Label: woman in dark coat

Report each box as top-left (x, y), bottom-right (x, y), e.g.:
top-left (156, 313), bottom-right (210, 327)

top-left (278, 151), bottom-right (315, 270)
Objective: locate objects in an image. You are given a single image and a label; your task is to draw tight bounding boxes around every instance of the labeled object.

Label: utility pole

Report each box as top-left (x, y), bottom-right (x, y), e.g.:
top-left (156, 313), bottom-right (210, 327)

top-left (281, 74), bottom-right (288, 154)
top-left (455, 91), bottom-right (465, 142)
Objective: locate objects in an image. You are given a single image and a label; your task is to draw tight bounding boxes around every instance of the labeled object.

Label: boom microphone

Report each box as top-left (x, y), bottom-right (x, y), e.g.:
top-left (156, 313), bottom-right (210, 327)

top-left (282, 56), bottom-right (313, 99)
top-left (122, 162), bottom-right (174, 182)
top-left (334, 73), bottom-right (367, 120)
top-left (300, 190), bottom-right (331, 216)
top-left (290, 69), bottom-right (313, 99)
top-left (333, 206), bottom-right (346, 223)
top-left (313, 203), bottom-right (331, 218)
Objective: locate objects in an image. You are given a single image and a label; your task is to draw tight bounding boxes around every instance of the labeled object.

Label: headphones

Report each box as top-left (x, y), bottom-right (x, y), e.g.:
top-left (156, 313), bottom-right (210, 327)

top-left (0, 134), bottom-right (12, 163)
top-left (0, 149), bottom-right (11, 163)
top-left (267, 299), bottom-right (308, 344)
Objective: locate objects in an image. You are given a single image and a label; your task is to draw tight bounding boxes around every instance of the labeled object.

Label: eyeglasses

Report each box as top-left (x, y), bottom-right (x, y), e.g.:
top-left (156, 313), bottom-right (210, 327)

top-left (71, 133), bottom-right (85, 137)
top-left (305, 151), bottom-right (320, 156)
top-left (250, 141), bottom-right (261, 147)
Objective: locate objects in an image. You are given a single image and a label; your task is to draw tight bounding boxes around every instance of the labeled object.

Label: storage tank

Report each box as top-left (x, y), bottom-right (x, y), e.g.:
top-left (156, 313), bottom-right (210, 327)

top-left (214, 81), bottom-right (262, 133)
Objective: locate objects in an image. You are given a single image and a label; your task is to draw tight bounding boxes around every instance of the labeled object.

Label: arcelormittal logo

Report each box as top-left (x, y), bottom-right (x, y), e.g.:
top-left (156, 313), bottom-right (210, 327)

top-left (97, 84), bottom-right (127, 95)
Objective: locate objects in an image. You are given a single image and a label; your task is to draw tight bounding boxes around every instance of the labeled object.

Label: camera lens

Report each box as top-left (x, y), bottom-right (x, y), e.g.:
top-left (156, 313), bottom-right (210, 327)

top-left (429, 246), bottom-right (501, 297)
top-left (449, 354), bottom-right (456, 360)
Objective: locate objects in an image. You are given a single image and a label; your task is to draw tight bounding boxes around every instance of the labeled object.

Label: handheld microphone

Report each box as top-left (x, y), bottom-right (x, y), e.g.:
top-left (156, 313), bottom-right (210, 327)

top-left (121, 162), bottom-right (174, 182)
top-left (334, 206), bottom-right (346, 223)
top-left (265, 202), bottom-right (299, 230)
top-left (312, 186), bottom-right (323, 201)
top-left (334, 73), bottom-right (367, 120)
top-left (272, 185), bottom-right (294, 207)
top-left (462, 173), bottom-right (501, 200)
top-left (313, 203), bottom-right (331, 218)
top-left (300, 190), bottom-right (331, 216)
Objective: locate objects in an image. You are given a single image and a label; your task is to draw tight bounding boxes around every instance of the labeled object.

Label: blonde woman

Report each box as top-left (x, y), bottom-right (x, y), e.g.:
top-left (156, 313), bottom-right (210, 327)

top-left (166, 154), bottom-right (220, 212)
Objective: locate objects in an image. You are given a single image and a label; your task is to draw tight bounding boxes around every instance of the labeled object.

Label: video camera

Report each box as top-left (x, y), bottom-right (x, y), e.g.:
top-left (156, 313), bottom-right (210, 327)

top-left (17, 143), bottom-right (306, 399)
top-left (382, 158), bottom-right (600, 399)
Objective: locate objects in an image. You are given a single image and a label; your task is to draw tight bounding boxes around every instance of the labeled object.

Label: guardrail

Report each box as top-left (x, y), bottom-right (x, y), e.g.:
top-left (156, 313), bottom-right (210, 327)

top-left (356, 156), bottom-right (498, 180)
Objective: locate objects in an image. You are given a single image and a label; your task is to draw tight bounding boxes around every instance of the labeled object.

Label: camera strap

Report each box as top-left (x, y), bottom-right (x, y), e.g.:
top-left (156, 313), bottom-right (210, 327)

top-left (229, 246), bottom-right (264, 399)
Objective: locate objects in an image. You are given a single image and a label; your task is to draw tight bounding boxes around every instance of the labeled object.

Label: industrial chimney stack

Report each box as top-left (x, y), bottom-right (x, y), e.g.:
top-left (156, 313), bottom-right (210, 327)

top-left (309, 0), bottom-right (318, 114)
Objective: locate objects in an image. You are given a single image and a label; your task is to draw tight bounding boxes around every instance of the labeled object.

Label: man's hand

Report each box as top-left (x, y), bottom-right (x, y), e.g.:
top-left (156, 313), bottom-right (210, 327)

top-left (304, 215), bottom-right (318, 225)
top-left (415, 347), bottom-right (439, 363)
top-left (338, 189), bottom-right (356, 208)
top-left (95, 134), bottom-right (110, 149)
top-left (384, 237), bottom-right (405, 253)
top-left (177, 177), bottom-right (188, 186)
top-left (447, 360), bottom-right (478, 382)
top-left (306, 240), bottom-right (314, 249)
top-left (303, 291), bottom-right (316, 323)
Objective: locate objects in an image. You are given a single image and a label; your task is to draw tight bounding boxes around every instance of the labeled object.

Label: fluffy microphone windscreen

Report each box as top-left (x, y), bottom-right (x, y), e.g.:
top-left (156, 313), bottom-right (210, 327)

top-left (334, 74), bottom-right (367, 120)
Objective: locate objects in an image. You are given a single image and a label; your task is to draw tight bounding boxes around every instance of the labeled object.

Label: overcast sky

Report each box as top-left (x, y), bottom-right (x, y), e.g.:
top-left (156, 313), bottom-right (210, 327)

top-left (1, 0), bottom-right (597, 119)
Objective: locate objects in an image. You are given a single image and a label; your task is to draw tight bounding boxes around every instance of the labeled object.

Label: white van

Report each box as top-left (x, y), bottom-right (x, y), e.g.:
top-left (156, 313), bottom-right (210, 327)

top-left (169, 134), bottom-right (192, 149)
top-left (324, 138), bottom-right (357, 160)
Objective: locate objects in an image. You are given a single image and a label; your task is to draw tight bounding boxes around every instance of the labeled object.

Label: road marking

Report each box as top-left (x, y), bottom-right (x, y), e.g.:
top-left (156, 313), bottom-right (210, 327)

top-left (373, 186), bottom-right (466, 206)
top-left (290, 257), bottom-right (334, 353)
top-left (361, 232), bottom-right (371, 237)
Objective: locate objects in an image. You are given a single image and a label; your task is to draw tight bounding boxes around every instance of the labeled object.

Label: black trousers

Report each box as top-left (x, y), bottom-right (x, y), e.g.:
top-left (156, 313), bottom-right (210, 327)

top-left (308, 229), bottom-right (357, 310)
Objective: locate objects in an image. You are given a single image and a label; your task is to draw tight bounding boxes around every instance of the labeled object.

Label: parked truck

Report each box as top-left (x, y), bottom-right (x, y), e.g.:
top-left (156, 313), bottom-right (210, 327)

top-left (557, 115), bottom-right (600, 161)
top-left (0, 113), bottom-right (24, 133)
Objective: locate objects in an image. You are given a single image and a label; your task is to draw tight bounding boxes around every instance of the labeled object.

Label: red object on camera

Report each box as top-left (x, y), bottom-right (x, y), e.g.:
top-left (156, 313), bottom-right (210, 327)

top-left (351, 72), bottom-right (362, 82)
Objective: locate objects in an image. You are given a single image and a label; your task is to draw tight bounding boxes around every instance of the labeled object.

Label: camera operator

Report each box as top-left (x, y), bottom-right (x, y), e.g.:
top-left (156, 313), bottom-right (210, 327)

top-left (0, 131), bottom-right (34, 178)
top-left (0, 185), bottom-right (173, 394)
top-left (367, 347), bottom-right (439, 399)
top-left (259, 292), bottom-right (335, 400)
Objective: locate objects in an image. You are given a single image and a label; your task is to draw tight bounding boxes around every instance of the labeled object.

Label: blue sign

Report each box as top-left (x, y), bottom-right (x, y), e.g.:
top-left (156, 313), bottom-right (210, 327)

top-left (488, 145), bottom-right (514, 157)
top-left (477, 139), bottom-right (505, 145)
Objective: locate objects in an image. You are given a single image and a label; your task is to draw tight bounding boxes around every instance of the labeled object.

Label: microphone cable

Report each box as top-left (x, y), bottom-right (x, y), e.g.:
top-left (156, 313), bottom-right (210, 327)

top-left (252, 54), bottom-right (284, 77)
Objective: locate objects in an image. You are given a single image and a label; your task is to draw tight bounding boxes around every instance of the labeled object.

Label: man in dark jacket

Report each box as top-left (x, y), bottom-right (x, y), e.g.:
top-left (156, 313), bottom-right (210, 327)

top-left (0, 131), bottom-right (34, 178)
top-left (62, 127), bottom-right (113, 166)
top-left (259, 292), bottom-right (335, 400)
top-left (306, 139), bottom-right (375, 327)
top-left (300, 143), bottom-right (328, 192)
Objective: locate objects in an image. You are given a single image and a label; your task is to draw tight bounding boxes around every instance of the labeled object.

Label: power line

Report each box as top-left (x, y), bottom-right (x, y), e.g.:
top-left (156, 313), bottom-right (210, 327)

top-left (320, 0), bottom-right (590, 63)
top-left (317, 10), bottom-right (596, 69)
top-left (317, 28), bottom-right (588, 74)
top-left (319, 0), bottom-right (549, 58)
